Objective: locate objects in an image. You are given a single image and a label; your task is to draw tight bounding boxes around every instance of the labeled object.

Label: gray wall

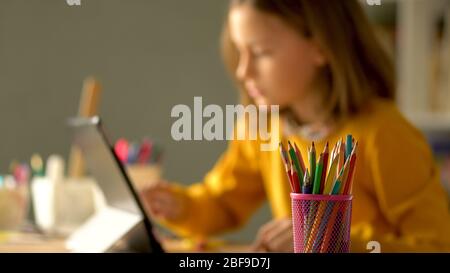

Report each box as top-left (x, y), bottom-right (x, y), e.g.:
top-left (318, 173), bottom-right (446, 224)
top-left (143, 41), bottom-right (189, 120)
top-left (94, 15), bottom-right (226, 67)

top-left (0, 0), bottom-right (270, 242)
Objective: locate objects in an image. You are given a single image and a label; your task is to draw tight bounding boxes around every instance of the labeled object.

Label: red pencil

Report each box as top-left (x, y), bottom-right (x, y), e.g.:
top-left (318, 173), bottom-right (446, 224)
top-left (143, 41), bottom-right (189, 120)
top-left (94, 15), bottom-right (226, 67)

top-left (343, 142), bottom-right (358, 195)
top-left (291, 168), bottom-right (301, 193)
top-left (280, 143), bottom-right (295, 192)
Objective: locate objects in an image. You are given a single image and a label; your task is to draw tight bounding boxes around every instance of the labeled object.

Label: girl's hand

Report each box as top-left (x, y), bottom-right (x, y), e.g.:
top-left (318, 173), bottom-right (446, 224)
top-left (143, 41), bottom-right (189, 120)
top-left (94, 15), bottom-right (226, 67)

top-left (251, 218), bottom-right (293, 252)
top-left (139, 181), bottom-right (186, 222)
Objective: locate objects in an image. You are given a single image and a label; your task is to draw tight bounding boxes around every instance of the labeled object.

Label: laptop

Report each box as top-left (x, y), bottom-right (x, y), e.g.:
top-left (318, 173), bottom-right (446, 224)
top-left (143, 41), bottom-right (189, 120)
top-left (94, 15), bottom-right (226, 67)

top-left (65, 116), bottom-right (165, 253)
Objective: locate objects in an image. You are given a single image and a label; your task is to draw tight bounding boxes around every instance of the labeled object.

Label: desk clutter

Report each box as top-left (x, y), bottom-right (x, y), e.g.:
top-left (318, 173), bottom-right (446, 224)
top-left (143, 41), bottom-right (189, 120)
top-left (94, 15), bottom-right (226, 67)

top-left (114, 138), bottom-right (164, 191)
top-left (0, 137), bottom-right (164, 236)
top-left (0, 154), bottom-right (105, 236)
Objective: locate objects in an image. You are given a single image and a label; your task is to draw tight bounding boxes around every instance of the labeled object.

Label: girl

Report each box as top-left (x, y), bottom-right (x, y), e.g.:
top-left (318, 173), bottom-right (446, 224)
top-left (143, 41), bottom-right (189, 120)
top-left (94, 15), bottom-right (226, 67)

top-left (142, 0), bottom-right (450, 252)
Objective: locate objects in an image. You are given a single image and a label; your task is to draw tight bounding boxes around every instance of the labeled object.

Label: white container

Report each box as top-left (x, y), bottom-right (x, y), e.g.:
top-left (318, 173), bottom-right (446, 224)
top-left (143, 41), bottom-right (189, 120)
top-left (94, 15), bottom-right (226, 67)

top-left (31, 176), bottom-right (106, 236)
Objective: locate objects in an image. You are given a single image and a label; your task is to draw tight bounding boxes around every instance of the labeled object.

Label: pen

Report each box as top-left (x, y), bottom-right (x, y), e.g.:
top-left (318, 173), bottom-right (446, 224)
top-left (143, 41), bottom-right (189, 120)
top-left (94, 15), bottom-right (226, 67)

top-left (30, 154), bottom-right (45, 177)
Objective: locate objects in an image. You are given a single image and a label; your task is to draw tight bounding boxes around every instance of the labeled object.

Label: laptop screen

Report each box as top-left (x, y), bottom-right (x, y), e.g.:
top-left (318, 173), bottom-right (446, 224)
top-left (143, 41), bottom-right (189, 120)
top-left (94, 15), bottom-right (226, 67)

top-left (67, 116), bottom-right (164, 253)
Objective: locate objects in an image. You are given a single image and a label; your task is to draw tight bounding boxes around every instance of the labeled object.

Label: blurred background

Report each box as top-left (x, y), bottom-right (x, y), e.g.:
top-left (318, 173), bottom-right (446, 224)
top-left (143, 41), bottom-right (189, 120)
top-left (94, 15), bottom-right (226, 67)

top-left (0, 0), bottom-right (449, 244)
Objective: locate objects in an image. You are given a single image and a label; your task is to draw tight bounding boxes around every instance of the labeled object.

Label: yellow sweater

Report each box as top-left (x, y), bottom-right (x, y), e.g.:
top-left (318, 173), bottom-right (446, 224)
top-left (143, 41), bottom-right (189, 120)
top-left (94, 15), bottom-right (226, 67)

top-left (162, 98), bottom-right (450, 252)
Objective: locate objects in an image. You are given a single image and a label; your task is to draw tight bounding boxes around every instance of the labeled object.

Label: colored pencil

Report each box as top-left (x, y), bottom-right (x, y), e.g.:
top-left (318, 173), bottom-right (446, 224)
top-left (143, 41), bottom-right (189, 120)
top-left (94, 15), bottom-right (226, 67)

top-left (279, 143), bottom-right (295, 192)
top-left (320, 142), bottom-right (329, 194)
top-left (288, 141), bottom-right (303, 188)
top-left (342, 142), bottom-right (358, 195)
top-left (323, 155), bottom-right (339, 194)
top-left (294, 142), bottom-right (306, 174)
top-left (291, 168), bottom-right (302, 193)
top-left (312, 153), bottom-right (324, 194)
top-left (309, 142), bottom-right (316, 185)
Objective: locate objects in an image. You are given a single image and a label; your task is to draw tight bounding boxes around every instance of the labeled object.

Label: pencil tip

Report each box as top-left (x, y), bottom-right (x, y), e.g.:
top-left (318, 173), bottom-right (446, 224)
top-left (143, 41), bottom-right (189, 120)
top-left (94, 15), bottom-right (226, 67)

top-left (352, 141), bottom-right (359, 153)
top-left (324, 142), bottom-right (329, 152)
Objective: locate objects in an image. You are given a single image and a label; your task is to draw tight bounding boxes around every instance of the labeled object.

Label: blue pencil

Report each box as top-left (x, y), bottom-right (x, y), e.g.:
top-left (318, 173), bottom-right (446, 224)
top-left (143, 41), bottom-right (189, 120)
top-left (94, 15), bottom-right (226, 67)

top-left (345, 134), bottom-right (352, 161)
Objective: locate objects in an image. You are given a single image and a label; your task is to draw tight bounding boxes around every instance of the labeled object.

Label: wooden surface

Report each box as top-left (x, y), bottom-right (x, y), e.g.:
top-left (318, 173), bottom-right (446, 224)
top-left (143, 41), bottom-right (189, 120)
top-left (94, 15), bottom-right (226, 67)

top-left (0, 232), bottom-right (67, 253)
top-left (0, 232), bottom-right (252, 253)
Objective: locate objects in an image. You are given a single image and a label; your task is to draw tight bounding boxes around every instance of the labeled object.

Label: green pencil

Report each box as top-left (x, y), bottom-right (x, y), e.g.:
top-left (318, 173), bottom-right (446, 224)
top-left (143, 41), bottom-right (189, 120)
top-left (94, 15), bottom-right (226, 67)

top-left (331, 180), bottom-right (342, 195)
top-left (309, 142), bottom-right (316, 185)
top-left (288, 141), bottom-right (303, 188)
top-left (312, 153), bottom-right (323, 194)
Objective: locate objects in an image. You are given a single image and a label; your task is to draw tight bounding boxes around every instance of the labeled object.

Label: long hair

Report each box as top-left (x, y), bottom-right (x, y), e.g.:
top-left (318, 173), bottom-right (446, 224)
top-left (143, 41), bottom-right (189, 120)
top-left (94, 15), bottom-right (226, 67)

top-left (221, 0), bottom-right (395, 120)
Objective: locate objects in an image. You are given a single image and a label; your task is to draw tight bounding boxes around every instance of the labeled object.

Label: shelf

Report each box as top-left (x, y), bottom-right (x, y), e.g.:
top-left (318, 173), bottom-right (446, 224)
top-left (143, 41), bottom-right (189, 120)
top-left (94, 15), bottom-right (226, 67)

top-left (369, 0), bottom-right (450, 134)
top-left (403, 112), bottom-right (450, 132)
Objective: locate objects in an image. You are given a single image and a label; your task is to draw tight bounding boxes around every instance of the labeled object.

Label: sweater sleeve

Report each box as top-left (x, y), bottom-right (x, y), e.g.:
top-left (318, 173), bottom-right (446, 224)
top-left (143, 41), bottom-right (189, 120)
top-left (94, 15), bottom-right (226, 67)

top-left (351, 116), bottom-right (450, 252)
top-left (159, 137), bottom-right (267, 238)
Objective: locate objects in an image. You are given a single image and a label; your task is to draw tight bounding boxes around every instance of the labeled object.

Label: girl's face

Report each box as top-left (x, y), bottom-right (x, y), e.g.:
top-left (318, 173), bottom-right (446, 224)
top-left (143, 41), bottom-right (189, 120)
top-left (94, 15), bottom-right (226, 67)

top-left (229, 5), bottom-right (326, 107)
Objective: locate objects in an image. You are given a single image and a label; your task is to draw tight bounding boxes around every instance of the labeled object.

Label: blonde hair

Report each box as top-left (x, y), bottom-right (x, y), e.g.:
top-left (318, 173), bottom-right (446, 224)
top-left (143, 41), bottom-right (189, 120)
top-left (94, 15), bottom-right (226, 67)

top-left (221, 0), bottom-right (395, 120)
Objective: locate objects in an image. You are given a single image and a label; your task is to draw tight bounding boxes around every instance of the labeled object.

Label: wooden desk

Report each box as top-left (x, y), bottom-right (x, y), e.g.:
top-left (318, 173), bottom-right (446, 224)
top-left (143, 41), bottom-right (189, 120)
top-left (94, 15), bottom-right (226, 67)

top-left (162, 238), bottom-right (252, 253)
top-left (0, 232), bottom-right (67, 253)
top-left (0, 232), bottom-right (251, 253)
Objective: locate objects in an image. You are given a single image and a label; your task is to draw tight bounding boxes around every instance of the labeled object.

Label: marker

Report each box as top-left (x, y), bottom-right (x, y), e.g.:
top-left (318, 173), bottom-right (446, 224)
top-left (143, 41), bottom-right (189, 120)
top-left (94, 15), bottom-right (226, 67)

top-left (115, 138), bottom-right (129, 164)
top-left (30, 154), bottom-right (45, 177)
top-left (127, 142), bottom-right (140, 164)
top-left (138, 139), bottom-right (153, 164)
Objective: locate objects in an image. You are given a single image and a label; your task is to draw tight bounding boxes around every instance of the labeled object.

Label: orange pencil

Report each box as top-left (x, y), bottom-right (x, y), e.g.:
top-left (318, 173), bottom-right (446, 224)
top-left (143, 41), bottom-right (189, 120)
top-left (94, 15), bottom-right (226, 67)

top-left (319, 204), bottom-right (343, 253)
top-left (294, 142), bottom-right (306, 174)
top-left (306, 201), bottom-right (327, 252)
top-left (324, 155), bottom-right (339, 194)
top-left (279, 143), bottom-right (295, 192)
top-left (330, 141), bottom-right (337, 166)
